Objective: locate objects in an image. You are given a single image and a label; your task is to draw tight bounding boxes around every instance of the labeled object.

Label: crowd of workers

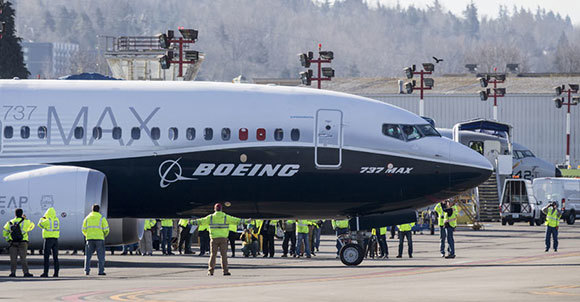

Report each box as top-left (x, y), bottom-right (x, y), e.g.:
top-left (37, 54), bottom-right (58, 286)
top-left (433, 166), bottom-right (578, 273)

top-left (2, 198), bottom-right (564, 277)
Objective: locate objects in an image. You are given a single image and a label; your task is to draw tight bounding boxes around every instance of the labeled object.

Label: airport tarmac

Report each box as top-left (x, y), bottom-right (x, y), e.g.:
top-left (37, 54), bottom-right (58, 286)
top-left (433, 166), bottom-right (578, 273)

top-left (1, 223), bottom-right (579, 301)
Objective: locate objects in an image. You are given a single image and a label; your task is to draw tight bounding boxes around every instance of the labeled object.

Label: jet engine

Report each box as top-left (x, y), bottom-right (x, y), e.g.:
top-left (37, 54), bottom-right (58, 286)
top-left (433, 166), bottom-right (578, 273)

top-left (0, 165), bottom-right (141, 249)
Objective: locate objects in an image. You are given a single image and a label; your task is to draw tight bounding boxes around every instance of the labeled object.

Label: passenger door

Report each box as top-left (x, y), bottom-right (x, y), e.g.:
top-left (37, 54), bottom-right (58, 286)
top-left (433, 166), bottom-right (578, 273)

top-left (315, 109), bottom-right (343, 169)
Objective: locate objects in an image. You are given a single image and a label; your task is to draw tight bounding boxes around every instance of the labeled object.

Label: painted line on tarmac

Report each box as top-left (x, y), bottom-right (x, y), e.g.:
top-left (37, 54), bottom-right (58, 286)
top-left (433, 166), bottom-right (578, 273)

top-left (108, 251), bottom-right (580, 301)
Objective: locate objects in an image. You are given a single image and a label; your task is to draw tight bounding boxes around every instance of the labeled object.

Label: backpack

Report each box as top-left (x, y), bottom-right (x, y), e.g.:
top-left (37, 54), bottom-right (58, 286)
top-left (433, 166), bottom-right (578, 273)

top-left (10, 219), bottom-right (24, 242)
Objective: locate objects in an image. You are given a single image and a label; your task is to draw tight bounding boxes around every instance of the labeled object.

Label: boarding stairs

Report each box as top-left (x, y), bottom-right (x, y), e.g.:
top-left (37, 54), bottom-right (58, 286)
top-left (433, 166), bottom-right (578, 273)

top-left (478, 173), bottom-right (501, 222)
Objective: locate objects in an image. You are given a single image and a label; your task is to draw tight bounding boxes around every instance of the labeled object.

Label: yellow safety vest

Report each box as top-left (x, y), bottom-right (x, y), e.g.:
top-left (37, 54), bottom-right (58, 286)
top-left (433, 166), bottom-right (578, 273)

top-left (195, 211), bottom-right (242, 239)
top-left (398, 223), bottom-right (415, 232)
top-left (332, 219), bottom-right (349, 229)
top-left (229, 224), bottom-right (238, 232)
top-left (178, 219), bottom-right (190, 228)
top-left (434, 203), bottom-right (446, 227)
top-left (296, 220), bottom-right (309, 233)
top-left (82, 212), bottom-right (109, 240)
top-left (545, 208), bottom-right (561, 227)
top-left (198, 223), bottom-right (209, 231)
top-left (380, 227), bottom-right (387, 235)
top-left (38, 208), bottom-right (60, 239)
top-left (444, 205), bottom-right (459, 228)
top-left (3, 217), bottom-right (35, 242)
top-left (161, 219), bottom-right (173, 227)
top-left (144, 219), bottom-right (156, 230)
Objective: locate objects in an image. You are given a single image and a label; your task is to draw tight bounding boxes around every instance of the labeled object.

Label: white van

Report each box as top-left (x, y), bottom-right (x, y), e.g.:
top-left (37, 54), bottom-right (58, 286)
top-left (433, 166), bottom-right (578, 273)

top-left (533, 178), bottom-right (580, 225)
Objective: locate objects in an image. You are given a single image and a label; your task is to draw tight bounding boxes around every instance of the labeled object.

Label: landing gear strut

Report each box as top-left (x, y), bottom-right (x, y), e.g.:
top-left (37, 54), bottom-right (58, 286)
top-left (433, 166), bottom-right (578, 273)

top-left (338, 216), bottom-right (369, 266)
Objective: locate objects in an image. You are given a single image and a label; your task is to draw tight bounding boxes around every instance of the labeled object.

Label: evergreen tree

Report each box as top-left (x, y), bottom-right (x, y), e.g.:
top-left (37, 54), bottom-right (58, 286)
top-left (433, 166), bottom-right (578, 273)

top-left (0, 1), bottom-right (29, 79)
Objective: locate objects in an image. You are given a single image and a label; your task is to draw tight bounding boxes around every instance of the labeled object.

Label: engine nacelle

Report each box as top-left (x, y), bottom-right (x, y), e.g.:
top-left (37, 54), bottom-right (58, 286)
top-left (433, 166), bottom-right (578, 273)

top-left (0, 165), bottom-right (140, 249)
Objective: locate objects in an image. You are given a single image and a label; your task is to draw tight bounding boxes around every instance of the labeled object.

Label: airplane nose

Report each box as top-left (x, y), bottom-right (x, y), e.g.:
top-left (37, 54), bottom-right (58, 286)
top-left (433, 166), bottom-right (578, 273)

top-left (448, 141), bottom-right (493, 192)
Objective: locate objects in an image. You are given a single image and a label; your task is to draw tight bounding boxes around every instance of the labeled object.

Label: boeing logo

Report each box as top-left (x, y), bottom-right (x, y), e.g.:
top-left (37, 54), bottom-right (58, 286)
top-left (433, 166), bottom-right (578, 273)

top-left (159, 159), bottom-right (300, 188)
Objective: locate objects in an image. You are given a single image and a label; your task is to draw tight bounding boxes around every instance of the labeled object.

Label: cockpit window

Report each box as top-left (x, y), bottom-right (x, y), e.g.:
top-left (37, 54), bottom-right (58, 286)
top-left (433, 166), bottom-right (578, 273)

top-left (522, 150), bottom-right (535, 158)
top-left (382, 124), bottom-right (404, 140)
top-left (514, 150), bottom-right (535, 159)
top-left (402, 125), bottom-right (423, 141)
top-left (416, 124), bottom-right (440, 137)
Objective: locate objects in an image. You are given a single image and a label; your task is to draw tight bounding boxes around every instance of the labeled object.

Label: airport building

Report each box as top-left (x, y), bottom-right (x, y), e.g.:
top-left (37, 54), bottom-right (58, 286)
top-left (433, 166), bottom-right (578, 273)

top-left (21, 42), bottom-right (79, 79)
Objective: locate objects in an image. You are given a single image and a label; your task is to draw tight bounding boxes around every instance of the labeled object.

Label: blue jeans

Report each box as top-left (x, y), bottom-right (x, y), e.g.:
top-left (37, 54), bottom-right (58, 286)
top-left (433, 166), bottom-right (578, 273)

top-left (545, 226), bottom-right (558, 250)
top-left (296, 233), bottom-right (310, 257)
top-left (439, 226), bottom-right (447, 255)
top-left (335, 228), bottom-right (348, 255)
top-left (84, 240), bottom-right (105, 274)
top-left (313, 228), bottom-right (321, 250)
top-left (161, 226), bottom-right (173, 254)
top-left (445, 226), bottom-right (455, 255)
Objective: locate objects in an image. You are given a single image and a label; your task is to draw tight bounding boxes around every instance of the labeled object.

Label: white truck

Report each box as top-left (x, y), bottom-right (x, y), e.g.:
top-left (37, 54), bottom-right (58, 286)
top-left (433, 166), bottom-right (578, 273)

top-left (500, 177), bottom-right (580, 225)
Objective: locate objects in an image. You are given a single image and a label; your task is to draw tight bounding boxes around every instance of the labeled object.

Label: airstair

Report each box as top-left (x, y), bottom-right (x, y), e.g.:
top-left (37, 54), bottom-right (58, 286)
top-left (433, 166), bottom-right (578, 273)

top-left (478, 173), bottom-right (501, 221)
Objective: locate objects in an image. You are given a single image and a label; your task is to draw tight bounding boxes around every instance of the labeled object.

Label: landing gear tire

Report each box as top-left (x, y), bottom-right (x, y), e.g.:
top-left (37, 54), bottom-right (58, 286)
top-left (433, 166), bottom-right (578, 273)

top-left (340, 243), bottom-right (364, 266)
top-left (501, 218), bottom-right (507, 226)
top-left (566, 210), bottom-right (576, 225)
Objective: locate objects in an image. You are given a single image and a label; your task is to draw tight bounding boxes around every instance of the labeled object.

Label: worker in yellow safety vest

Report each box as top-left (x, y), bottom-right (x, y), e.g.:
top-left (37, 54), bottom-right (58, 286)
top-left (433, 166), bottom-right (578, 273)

top-left (377, 226), bottom-right (389, 258)
top-left (542, 201), bottom-right (562, 252)
top-left (443, 200), bottom-right (459, 259)
top-left (160, 219), bottom-right (174, 255)
top-left (296, 220), bottom-right (311, 258)
top-left (3, 208), bottom-right (35, 277)
top-left (38, 207), bottom-right (60, 277)
top-left (434, 201), bottom-right (448, 257)
top-left (140, 219), bottom-right (156, 256)
top-left (331, 219), bottom-right (349, 257)
top-left (228, 222), bottom-right (239, 257)
top-left (197, 220), bottom-right (210, 256)
top-left (178, 219), bottom-right (193, 255)
top-left (396, 222), bottom-right (415, 258)
top-left (192, 203), bottom-right (247, 276)
top-left (82, 204), bottom-right (109, 275)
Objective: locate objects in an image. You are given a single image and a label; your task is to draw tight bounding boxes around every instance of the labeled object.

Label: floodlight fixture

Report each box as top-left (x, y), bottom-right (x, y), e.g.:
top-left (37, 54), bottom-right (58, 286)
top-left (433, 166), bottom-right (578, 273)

top-left (179, 28), bottom-right (198, 41)
top-left (158, 33), bottom-right (170, 49)
top-left (158, 55), bottom-right (171, 69)
top-left (422, 63), bottom-right (435, 72)
top-left (322, 67), bottom-right (335, 78)
top-left (465, 64), bottom-right (478, 73)
top-left (319, 51), bottom-right (334, 60)
top-left (555, 85), bottom-right (564, 96)
top-left (493, 74), bottom-right (506, 81)
top-left (479, 77), bottom-right (488, 88)
top-left (165, 50), bottom-right (174, 60)
top-left (300, 69), bottom-right (313, 86)
top-left (480, 89), bottom-right (489, 101)
top-left (494, 88), bottom-right (506, 96)
top-left (569, 84), bottom-right (579, 93)
top-left (423, 78), bottom-right (434, 88)
top-left (572, 96), bottom-right (580, 105)
top-left (553, 97), bottom-right (563, 108)
top-left (404, 82), bottom-right (414, 94)
top-left (299, 53), bottom-right (311, 68)
top-left (184, 50), bottom-right (199, 61)
top-left (404, 67), bottom-right (413, 79)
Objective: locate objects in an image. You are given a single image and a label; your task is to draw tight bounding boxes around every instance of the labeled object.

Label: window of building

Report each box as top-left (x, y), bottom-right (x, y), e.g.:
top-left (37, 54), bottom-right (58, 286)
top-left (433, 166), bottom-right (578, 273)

top-left (112, 127), bottom-right (122, 140)
top-left (401, 125), bottom-right (422, 141)
top-left (169, 127), bottom-right (179, 141)
top-left (74, 127), bottom-right (84, 139)
top-left (151, 127), bottom-right (160, 140)
top-left (382, 124), bottom-right (404, 140)
top-left (4, 126), bottom-right (13, 139)
top-left (239, 128), bottom-right (248, 141)
top-left (257, 128), bottom-right (266, 141)
top-left (291, 128), bottom-right (300, 141)
top-left (92, 127), bottom-right (103, 140)
top-left (21, 126), bottom-right (30, 139)
top-left (131, 127), bottom-right (141, 140)
top-left (37, 126), bottom-right (47, 139)
top-left (274, 128), bottom-right (284, 141)
top-left (186, 128), bottom-right (196, 141)
top-left (204, 128), bottom-right (213, 140)
top-left (221, 128), bottom-right (231, 141)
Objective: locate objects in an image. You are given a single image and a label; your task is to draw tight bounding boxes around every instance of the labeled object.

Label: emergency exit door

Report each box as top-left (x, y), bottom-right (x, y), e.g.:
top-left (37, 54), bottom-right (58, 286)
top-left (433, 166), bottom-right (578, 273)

top-left (315, 109), bottom-right (343, 169)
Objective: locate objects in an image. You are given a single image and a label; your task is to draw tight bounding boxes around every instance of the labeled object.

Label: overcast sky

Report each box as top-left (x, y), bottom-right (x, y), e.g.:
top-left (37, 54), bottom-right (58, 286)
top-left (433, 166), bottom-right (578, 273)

top-left (367, 0), bottom-right (580, 24)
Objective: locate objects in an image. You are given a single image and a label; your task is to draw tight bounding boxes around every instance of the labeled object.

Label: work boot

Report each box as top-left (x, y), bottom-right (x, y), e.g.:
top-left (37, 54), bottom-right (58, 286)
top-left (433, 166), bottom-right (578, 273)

top-left (9, 273), bottom-right (16, 277)
top-left (223, 272), bottom-right (231, 276)
top-left (545, 249), bottom-right (549, 252)
top-left (40, 273), bottom-right (49, 278)
top-left (98, 272), bottom-right (106, 276)
top-left (409, 255), bottom-right (413, 258)
top-left (207, 271), bottom-right (214, 276)
top-left (554, 249), bottom-right (558, 252)
top-left (445, 254), bottom-right (456, 259)
top-left (281, 254), bottom-right (287, 258)
top-left (53, 272), bottom-right (59, 278)
top-left (306, 255), bottom-right (311, 258)
top-left (396, 255), bottom-right (402, 258)
top-left (23, 273), bottom-right (33, 277)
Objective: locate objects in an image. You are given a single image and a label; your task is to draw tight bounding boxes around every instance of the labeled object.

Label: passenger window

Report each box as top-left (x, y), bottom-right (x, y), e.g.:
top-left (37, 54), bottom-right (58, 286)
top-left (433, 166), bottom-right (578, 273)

top-left (257, 128), bottom-right (266, 141)
top-left (402, 125), bottom-right (422, 141)
top-left (112, 127), bottom-right (122, 140)
top-left (169, 127), bottom-right (178, 141)
top-left (221, 128), bottom-right (231, 141)
top-left (151, 127), bottom-right (160, 140)
top-left (274, 128), bottom-right (284, 141)
top-left (92, 127), bottom-right (103, 140)
top-left (4, 126), bottom-right (13, 139)
top-left (21, 126), bottom-right (30, 139)
top-left (74, 127), bottom-right (84, 139)
top-left (131, 127), bottom-right (141, 140)
top-left (382, 124), bottom-right (404, 140)
top-left (204, 128), bottom-right (213, 140)
top-left (186, 128), bottom-right (196, 140)
top-left (239, 128), bottom-right (248, 141)
top-left (38, 126), bottom-right (47, 139)
top-left (291, 128), bottom-right (300, 141)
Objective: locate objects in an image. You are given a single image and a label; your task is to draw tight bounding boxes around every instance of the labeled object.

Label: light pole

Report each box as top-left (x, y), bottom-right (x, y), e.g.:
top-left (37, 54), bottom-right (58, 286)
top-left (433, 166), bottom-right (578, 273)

top-left (554, 84), bottom-right (579, 167)
top-left (478, 74), bottom-right (507, 121)
top-left (403, 63), bottom-right (435, 117)
top-left (298, 44), bottom-right (335, 89)
top-left (157, 28), bottom-right (200, 78)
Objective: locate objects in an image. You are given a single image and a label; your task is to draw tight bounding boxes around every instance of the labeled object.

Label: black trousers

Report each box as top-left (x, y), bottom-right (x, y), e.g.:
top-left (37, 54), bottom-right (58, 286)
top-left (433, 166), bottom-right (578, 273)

top-left (43, 238), bottom-right (59, 274)
top-left (178, 225), bottom-right (192, 253)
top-left (378, 234), bottom-right (388, 256)
top-left (199, 230), bottom-right (210, 254)
top-left (398, 231), bottom-right (413, 257)
top-left (262, 233), bottom-right (275, 257)
top-left (228, 231), bottom-right (238, 256)
top-left (282, 231), bottom-right (296, 255)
